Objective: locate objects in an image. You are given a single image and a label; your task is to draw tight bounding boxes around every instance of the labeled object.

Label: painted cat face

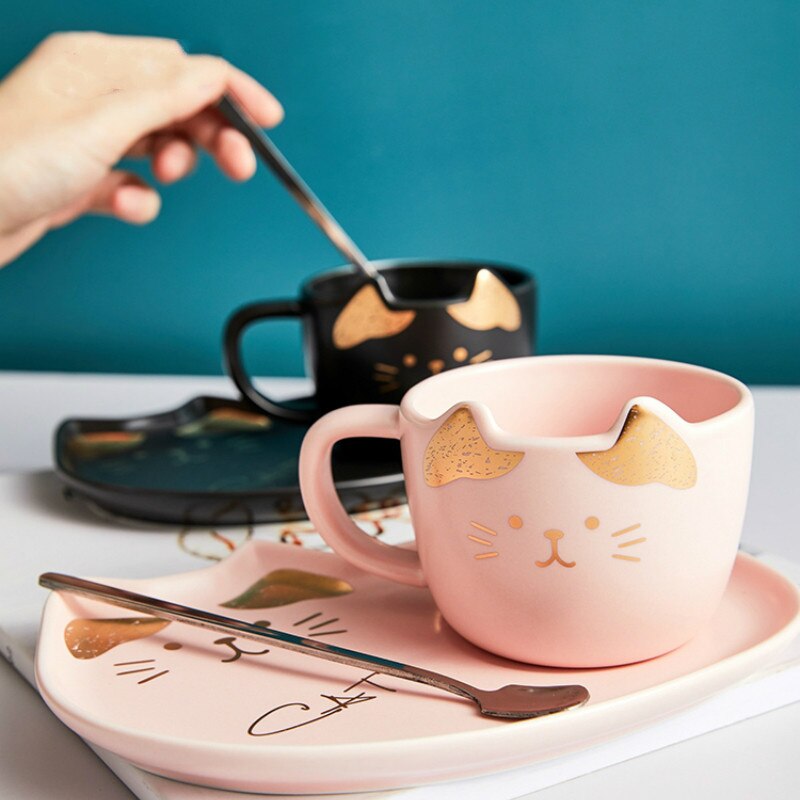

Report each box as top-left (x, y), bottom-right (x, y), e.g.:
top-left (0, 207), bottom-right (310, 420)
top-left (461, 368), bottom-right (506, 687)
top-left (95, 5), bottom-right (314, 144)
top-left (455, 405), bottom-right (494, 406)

top-left (330, 269), bottom-right (524, 396)
top-left (63, 567), bottom-right (356, 669)
top-left (423, 404), bottom-right (697, 570)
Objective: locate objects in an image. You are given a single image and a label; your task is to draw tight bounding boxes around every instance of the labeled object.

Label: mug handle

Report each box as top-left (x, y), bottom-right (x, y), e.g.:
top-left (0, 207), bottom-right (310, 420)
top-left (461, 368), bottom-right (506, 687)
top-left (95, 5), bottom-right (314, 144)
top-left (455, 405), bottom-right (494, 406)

top-left (223, 299), bottom-right (316, 423)
top-left (299, 405), bottom-right (426, 587)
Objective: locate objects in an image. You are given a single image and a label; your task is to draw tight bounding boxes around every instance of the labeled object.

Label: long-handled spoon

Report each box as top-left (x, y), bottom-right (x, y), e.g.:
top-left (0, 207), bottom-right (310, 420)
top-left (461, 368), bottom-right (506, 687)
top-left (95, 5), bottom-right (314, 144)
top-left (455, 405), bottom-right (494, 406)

top-left (216, 95), bottom-right (397, 304)
top-left (40, 572), bottom-right (589, 720)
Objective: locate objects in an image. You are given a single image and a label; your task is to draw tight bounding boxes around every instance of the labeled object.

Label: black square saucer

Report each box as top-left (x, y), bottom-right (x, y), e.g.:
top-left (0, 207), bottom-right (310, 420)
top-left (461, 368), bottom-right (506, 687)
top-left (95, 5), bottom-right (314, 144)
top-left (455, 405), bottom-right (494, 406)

top-left (54, 395), bottom-right (405, 525)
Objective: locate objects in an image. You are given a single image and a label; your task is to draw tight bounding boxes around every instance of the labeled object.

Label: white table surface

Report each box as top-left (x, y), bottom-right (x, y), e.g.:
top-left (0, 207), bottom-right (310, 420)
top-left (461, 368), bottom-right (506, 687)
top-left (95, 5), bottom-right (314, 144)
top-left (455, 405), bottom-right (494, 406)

top-left (1, 371), bottom-right (798, 800)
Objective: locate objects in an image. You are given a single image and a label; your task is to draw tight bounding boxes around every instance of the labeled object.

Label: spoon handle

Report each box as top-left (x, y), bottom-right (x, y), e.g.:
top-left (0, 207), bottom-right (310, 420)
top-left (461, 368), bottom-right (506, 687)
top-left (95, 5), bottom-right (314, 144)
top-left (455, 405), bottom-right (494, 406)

top-left (217, 95), bottom-right (377, 281)
top-left (39, 571), bottom-right (479, 702)
top-left (41, 572), bottom-right (590, 718)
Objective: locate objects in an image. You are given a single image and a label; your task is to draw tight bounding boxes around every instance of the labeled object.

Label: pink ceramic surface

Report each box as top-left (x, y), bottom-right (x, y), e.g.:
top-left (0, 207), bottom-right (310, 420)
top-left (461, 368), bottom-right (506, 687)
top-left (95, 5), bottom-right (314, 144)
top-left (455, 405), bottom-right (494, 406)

top-left (36, 541), bottom-right (799, 795)
top-left (300, 355), bottom-right (754, 667)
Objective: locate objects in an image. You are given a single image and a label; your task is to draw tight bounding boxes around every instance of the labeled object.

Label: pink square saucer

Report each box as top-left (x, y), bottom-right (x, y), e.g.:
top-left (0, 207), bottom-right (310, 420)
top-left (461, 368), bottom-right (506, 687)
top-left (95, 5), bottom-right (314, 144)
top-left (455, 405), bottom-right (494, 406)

top-left (36, 541), bottom-right (800, 794)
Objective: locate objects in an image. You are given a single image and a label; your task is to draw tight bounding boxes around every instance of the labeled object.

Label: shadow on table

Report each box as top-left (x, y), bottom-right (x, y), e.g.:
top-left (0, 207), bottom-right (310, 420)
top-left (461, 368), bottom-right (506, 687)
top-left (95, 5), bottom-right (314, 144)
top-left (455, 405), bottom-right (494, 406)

top-left (18, 471), bottom-right (176, 531)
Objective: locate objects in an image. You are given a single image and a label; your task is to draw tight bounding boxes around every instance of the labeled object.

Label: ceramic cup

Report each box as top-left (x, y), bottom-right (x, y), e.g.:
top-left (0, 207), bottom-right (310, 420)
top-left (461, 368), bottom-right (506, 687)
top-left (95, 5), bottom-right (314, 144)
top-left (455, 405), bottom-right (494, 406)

top-left (299, 355), bottom-right (754, 667)
top-left (223, 260), bottom-right (535, 422)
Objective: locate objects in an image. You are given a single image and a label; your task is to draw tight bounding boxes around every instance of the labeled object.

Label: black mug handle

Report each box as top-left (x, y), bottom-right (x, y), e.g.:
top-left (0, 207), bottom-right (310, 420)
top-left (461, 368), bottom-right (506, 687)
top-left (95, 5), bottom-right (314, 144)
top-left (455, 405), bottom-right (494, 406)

top-left (223, 300), bottom-right (317, 423)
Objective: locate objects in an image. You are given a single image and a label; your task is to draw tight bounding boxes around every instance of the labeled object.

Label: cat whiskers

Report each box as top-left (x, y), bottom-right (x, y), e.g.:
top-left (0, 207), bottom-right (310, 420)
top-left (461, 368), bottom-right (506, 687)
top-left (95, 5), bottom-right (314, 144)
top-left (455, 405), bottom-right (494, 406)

top-left (469, 349), bottom-right (492, 364)
top-left (467, 521), bottom-right (499, 559)
top-left (113, 658), bottom-right (169, 684)
top-left (373, 362), bottom-right (401, 393)
top-left (374, 363), bottom-right (398, 374)
top-left (609, 522), bottom-right (645, 562)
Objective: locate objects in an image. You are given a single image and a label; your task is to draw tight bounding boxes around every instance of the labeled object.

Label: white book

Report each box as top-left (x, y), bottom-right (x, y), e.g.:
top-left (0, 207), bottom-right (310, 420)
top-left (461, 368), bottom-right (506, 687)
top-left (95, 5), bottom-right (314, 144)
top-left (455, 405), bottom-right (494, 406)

top-left (2, 471), bottom-right (799, 800)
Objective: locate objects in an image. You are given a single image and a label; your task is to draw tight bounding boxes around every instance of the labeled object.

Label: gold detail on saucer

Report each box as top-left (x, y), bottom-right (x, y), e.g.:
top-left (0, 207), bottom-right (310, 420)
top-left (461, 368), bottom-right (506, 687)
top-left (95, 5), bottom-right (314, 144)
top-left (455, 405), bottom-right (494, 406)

top-left (584, 516), bottom-right (600, 530)
top-left (67, 431), bottom-right (145, 459)
top-left (64, 617), bottom-right (170, 659)
top-left (424, 408), bottom-right (524, 487)
top-left (612, 554), bottom-right (641, 562)
top-left (176, 407), bottom-right (271, 437)
top-left (178, 525), bottom-right (254, 562)
top-left (508, 515), bottom-right (523, 529)
top-left (474, 552), bottom-right (499, 559)
top-left (136, 669), bottom-right (170, 684)
top-left (446, 269), bottom-right (521, 331)
top-left (577, 405), bottom-right (697, 489)
top-left (220, 569), bottom-right (354, 609)
top-left (332, 284), bottom-right (416, 349)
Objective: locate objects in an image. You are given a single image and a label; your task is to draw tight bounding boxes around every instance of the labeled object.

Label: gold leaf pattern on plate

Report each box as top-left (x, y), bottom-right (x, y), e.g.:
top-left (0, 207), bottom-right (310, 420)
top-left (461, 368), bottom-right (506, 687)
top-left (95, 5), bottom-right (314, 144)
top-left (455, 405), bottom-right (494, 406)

top-left (221, 569), bottom-right (354, 609)
top-left (64, 617), bottom-right (170, 659)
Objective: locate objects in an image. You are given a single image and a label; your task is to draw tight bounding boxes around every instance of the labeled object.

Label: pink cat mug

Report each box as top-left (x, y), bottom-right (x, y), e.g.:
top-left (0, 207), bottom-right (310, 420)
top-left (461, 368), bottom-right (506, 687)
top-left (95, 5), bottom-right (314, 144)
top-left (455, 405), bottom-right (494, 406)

top-left (299, 355), bottom-right (754, 667)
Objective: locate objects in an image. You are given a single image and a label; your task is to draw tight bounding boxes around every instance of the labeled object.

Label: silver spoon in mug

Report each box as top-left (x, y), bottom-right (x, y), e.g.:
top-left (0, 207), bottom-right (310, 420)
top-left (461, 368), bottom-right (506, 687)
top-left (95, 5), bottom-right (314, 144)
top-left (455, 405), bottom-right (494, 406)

top-left (216, 95), bottom-right (398, 305)
top-left (40, 572), bottom-right (589, 720)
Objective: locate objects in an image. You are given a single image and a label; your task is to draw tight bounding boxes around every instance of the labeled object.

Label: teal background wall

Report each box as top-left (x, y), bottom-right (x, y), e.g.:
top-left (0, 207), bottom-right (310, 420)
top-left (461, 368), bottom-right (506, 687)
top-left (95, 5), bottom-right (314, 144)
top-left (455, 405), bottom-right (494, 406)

top-left (1, 0), bottom-right (798, 384)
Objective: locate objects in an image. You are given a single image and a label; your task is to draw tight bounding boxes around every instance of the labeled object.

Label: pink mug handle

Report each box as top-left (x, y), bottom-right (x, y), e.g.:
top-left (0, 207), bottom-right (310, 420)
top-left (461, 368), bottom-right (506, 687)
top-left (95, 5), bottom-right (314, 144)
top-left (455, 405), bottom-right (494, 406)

top-left (299, 405), bottom-right (426, 587)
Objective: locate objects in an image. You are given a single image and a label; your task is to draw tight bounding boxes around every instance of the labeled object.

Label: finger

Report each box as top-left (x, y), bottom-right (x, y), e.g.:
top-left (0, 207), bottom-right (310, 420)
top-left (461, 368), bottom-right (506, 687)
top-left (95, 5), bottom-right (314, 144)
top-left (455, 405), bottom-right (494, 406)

top-left (112, 184), bottom-right (162, 225)
top-left (88, 171), bottom-right (162, 224)
top-left (184, 56), bottom-right (284, 128)
top-left (151, 136), bottom-right (198, 183)
top-left (226, 65), bottom-right (285, 127)
top-left (178, 107), bottom-right (223, 151)
top-left (212, 128), bottom-right (257, 181)
top-left (179, 109), bottom-right (256, 180)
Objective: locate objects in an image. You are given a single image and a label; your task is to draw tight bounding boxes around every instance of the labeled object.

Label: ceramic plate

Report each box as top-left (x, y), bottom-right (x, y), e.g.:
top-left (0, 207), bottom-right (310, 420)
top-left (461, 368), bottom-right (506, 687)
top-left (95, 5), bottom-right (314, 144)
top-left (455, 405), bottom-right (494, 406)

top-left (36, 542), bottom-right (800, 794)
top-left (55, 395), bottom-right (405, 525)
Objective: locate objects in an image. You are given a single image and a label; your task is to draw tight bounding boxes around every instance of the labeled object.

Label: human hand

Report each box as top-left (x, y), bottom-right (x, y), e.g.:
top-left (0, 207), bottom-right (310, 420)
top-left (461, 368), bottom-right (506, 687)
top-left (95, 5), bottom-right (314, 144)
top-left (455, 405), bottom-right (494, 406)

top-left (0, 32), bottom-right (283, 266)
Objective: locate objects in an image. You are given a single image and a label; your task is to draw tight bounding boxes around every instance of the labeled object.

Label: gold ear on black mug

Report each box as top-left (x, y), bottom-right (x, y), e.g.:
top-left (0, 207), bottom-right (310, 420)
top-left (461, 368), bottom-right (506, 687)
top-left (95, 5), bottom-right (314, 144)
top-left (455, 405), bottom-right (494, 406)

top-left (223, 260), bottom-right (537, 422)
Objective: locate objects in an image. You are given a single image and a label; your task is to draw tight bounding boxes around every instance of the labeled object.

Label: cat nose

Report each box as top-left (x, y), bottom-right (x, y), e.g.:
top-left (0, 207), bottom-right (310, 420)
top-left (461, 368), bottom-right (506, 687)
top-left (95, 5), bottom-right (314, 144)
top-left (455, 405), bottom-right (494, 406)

top-left (544, 529), bottom-right (564, 541)
top-left (428, 359), bottom-right (445, 374)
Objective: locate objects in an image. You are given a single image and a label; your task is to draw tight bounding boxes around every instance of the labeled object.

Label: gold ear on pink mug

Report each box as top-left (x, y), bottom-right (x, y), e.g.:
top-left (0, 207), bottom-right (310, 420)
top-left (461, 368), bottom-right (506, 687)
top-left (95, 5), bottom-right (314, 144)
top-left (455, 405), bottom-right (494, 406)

top-left (299, 355), bottom-right (754, 667)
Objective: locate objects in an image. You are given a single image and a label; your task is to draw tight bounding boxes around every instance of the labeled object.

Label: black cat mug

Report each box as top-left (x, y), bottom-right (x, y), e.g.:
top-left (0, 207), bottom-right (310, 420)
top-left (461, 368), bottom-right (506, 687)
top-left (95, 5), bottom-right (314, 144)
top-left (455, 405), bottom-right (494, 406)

top-left (223, 259), bottom-right (536, 422)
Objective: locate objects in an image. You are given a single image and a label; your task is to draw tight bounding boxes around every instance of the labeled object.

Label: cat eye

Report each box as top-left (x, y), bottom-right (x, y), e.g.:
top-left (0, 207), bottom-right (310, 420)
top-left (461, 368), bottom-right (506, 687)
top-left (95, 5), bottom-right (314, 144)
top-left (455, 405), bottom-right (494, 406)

top-left (453, 347), bottom-right (468, 362)
top-left (403, 354), bottom-right (417, 368)
top-left (585, 516), bottom-right (600, 530)
top-left (508, 515), bottom-right (523, 529)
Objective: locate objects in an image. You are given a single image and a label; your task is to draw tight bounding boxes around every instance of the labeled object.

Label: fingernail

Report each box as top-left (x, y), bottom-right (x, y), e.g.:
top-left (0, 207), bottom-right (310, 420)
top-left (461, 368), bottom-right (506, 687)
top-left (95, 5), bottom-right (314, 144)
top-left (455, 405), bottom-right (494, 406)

top-left (116, 187), bottom-right (161, 224)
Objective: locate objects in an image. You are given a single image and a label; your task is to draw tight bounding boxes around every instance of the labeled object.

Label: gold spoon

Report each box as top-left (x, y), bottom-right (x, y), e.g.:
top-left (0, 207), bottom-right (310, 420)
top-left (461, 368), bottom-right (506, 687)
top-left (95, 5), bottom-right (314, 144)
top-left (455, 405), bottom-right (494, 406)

top-left (40, 571), bottom-right (589, 720)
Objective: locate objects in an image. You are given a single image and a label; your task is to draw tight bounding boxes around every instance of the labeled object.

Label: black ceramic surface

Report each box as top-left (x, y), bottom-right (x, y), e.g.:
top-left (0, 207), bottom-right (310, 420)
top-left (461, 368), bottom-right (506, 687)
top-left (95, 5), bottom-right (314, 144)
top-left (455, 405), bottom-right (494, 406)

top-left (54, 396), bottom-right (405, 525)
top-left (224, 259), bottom-right (536, 422)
